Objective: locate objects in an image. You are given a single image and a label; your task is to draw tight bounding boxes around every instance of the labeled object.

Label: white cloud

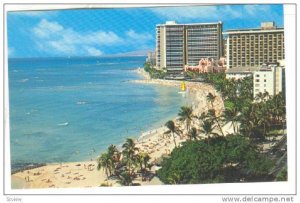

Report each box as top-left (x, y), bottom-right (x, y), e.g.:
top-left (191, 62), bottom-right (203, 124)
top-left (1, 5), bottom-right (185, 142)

top-left (241, 5), bottom-right (281, 22)
top-left (124, 30), bottom-right (154, 51)
top-left (83, 31), bottom-right (122, 45)
top-left (222, 5), bottom-right (242, 18)
top-left (151, 6), bottom-right (220, 20)
top-left (243, 5), bottom-right (271, 16)
top-left (151, 5), bottom-right (278, 21)
top-left (31, 19), bottom-right (153, 57)
top-left (9, 11), bottom-right (57, 18)
top-left (48, 40), bottom-right (76, 53)
top-left (31, 19), bottom-right (122, 56)
top-left (33, 19), bottom-right (64, 38)
top-left (126, 29), bottom-right (153, 41)
top-left (84, 46), bottom-right (103, 56)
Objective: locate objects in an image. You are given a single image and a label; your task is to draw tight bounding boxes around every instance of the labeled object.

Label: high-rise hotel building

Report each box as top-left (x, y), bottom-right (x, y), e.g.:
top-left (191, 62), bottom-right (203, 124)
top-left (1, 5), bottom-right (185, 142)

top-left (156, 21), bottom-right (223, 73)
top-left (253, 64), bottom-right (285, 98)
top-left (224, 22), bottom-right (284, 69)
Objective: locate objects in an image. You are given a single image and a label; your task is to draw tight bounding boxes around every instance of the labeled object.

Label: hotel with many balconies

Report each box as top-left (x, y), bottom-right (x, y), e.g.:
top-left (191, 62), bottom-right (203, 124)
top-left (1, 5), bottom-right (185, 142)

top-left (224, 22), bottom-right (284, 69)
top-left (156, 21), bottom-right (223, 74)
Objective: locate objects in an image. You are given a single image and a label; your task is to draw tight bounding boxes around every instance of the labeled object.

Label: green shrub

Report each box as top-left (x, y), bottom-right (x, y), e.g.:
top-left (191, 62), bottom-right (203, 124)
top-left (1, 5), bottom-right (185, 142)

top-left (157, 135), bottom-right (274, 184)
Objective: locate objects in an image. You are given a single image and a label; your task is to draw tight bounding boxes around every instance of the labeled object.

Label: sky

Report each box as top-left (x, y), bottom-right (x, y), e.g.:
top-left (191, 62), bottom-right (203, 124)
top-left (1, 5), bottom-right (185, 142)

top-left (7, 4), bottom-right (284, 58)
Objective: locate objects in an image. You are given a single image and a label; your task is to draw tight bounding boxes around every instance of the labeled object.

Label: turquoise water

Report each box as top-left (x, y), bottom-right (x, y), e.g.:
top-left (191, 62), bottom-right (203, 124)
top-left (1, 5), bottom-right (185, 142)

top-left (8, 56), bottom-right (190, 170)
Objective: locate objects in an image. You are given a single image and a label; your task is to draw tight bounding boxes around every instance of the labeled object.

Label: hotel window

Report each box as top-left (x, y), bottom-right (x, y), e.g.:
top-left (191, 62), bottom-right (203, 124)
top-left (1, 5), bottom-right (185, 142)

top-left (256, 79), bottom-right (260, 82)
top-left (256, 74), bottom-right (260, 77)
top-left (264, 79), bottom-right (267, 82)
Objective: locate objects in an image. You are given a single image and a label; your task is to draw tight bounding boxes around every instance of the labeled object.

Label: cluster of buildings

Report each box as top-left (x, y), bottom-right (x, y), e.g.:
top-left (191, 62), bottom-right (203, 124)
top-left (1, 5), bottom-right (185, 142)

top-left (184, 57), bottom-right (226, 73)
top-left (155, 21), bottom-right (223, 73)
top-left (151, 20), bottom-right (285, 98)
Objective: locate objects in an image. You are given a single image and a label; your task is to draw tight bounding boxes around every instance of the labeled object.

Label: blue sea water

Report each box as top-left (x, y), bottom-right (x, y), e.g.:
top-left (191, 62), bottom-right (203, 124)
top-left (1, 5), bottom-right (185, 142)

top-left (8, 56), bottom-right (190, 170)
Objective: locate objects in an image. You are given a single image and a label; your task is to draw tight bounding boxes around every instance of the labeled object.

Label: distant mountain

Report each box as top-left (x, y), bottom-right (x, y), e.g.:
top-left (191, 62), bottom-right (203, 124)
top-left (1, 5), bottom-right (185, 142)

top-left (8, 49), bottom-right (156, 59)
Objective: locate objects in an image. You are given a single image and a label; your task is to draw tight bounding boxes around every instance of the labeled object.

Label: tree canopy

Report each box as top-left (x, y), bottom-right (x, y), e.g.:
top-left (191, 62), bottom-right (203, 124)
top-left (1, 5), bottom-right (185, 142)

top-left (157, 135), bottom-right (274, 184)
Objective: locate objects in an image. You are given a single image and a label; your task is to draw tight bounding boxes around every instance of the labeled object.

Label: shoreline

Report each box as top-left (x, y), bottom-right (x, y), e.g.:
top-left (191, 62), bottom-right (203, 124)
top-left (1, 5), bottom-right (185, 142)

top-left (11, 163), bottom-right (46, 175)
top-left (131, 67), bottom-right (224, 117)
top-left (11, 67), bottom-right (226, 189)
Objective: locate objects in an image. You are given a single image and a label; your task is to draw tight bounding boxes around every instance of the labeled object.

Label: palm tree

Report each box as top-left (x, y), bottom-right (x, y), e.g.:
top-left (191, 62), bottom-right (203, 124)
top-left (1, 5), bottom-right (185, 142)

top-left (107, 144), bottom-right (121, 175)
top-left (207, 109), bottom-right (225, 136)
top-left (206, 93), bottom-right (225, 136)
top-left (164, 120), bottom-right (182, 148)
top-left (269, 93), bottom-right (286, 125)
top-left (274, 92), bottom-right (286, 133)
top-left (199, 119), bottom-right (219, 140)
top-left (187, 127), bottom-right (199, 140)
top-left (263, 93), bottom-right (286, 136)
top-left (236, 75), bottom-right (253, 100)
top-left (254, 92), bottom-right (261, 101)
top-left (117, 171), bottom-right (134, 186)
top-left (108, 145), bottom-right (121, 161)
top-left (206, 92), bottom-right (216, 109)
top-left (178, 106), bottom-right (193, 132)
top-left (122, 138), bottom-right (139, 175)
top-left (276, 93), bottom-right (286, 132)
top-left (224, 106), bottom-right (240, 134)
top-left (135, 152), bottom-right (151, 172)
top-left (97, 152), bottom-right (113, 179)
top-left (199, 120), bottom-right (214, 137)
top-left (263, 91), bottom-right (270, 101)
top-left (256, 103), bottom-right (272, 138)
top-left (239, 105), bottom-right (264, 140)
top-left (255, 92), bottom-right (268, 102)
top-left (222, 79), bottom-right (237, 100)
top-left (142, 153), bottom-right (151, 170)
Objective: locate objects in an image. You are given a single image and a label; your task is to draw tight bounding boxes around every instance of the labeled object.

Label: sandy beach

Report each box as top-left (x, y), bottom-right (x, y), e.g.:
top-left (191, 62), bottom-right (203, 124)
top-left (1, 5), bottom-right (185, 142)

top-left (11, 68), bottom-right (229, 189)
top-left (12, 161), bottom-right (163, 189)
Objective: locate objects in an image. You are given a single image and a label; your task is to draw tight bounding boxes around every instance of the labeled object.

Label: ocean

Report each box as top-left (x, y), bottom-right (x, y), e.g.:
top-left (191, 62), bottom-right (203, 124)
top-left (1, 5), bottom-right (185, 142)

top-left (8, 56), bottom-right (190, 171)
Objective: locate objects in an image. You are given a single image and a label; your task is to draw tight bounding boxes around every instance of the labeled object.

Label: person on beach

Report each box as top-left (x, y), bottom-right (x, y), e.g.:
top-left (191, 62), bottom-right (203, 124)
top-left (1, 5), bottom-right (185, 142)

top-left (25, 176), bottom-right (30, 182)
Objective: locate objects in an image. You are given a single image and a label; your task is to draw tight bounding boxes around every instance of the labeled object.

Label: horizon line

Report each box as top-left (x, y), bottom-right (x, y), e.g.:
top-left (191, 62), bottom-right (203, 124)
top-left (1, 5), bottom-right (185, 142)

top-left (8, 54), bottom-right (150, 60)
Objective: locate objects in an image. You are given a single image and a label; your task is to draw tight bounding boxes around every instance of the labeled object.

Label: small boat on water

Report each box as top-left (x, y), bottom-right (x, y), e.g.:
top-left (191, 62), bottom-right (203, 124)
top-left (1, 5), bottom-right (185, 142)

top-left (76, 101), bottom-right (87, 105)
top-left (181, 81), bottom-right (186, 91)
top-left (178, 81), bottom-right (186, 94)
top-left (58, 122), bottom-right (69, 126)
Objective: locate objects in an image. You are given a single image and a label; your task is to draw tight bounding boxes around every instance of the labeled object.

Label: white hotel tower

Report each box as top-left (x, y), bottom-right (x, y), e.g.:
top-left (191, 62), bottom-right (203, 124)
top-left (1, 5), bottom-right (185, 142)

top-left (253, 64), bottom-right (285, 98)
top-left (156, 21), bottom-right (223, 74)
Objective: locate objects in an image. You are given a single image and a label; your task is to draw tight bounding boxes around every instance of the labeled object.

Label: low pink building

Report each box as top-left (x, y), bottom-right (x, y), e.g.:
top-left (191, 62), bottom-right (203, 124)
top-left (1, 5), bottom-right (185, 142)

top-left (184, 58), bottom-right (226, 73)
